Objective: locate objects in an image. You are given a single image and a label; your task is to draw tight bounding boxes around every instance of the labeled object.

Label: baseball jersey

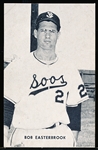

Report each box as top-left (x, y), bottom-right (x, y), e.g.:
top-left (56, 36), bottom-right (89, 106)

top-left (4, 52), bottom-right (89, 129)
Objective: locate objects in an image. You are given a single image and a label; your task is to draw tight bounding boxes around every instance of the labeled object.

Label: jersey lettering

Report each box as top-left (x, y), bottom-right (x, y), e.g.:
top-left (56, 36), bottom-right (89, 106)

top-left (30, 74), bottom-right (67, 89)
top-left (29, 74), bottom-right (67, 95)
top-left (55, 90), bottom-right (64, 103)
top-left (78, 84), bottom-right (87, 98)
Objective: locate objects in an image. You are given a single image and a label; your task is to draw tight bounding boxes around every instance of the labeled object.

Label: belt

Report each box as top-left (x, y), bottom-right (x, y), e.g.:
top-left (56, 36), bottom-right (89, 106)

top-left (46, 122), bottom-right (61, 129)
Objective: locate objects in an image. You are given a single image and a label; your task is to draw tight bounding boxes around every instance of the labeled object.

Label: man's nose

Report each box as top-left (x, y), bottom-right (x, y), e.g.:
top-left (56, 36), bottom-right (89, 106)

top-left (45, 31), bottom-right (51, 38)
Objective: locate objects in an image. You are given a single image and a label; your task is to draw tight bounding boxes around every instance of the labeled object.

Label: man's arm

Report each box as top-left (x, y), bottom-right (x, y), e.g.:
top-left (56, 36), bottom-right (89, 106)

top-left (4, 98), bottom-right (15, 146)
top-left (67, 103), bottom-right (81, 141)
top-left (4, 125), bottom-right (9, 146)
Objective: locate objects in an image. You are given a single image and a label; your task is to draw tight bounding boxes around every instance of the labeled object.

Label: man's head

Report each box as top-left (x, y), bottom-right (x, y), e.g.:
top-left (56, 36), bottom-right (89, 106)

top-left (35, 11), bottom-right (61, 32)
top-left (34, 11), bottom-right (61, 51)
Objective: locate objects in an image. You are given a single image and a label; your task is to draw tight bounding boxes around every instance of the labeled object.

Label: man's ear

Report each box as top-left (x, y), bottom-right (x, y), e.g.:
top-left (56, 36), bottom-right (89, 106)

top-left (34, 29), bottom-right (38, 39)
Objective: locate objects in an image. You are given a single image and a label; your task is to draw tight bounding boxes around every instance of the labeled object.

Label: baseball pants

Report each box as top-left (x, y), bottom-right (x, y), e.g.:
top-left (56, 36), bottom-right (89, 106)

top-left (8, 124), bottom-right (76, 147)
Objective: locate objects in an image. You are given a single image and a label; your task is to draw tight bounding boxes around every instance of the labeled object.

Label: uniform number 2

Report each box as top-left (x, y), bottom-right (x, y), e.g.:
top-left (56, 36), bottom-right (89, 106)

top-left (78, 84), bottom-right (87, 98)
top-left (55, 90), bottom-right (64, 103)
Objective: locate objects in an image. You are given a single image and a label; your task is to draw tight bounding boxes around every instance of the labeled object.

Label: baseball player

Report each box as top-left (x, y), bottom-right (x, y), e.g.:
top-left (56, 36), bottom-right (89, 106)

top-left (4, 11), bottom-right (89, 147)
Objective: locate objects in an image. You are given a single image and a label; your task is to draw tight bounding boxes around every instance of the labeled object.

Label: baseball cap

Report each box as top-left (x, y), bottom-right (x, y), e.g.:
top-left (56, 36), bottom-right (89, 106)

top-left (35, 11), bottom-right (61, 31)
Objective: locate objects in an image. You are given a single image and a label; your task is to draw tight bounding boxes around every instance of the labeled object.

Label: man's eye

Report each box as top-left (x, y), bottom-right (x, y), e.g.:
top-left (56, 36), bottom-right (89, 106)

top-left (40, 29), bottom-right (56, 33)
top-left (40, 29), bottom-right (45, 32)
top-left (50, 30), bottom-right (56, 33)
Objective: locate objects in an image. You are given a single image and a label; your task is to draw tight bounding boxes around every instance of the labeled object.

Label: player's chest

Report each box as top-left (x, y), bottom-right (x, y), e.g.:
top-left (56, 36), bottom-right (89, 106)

top-left (27, 65), bottom-right (67, 88)
top-left (19, 64), bottom-right (69, 105)
top-left (20, 65), bottom-right (68, 98)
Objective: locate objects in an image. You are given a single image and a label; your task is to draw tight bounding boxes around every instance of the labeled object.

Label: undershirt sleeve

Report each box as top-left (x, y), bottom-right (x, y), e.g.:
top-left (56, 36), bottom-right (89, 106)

top-left (67, 103), bottom-right (81, 131)
top-left (4, 98), bottom-right (15, 129)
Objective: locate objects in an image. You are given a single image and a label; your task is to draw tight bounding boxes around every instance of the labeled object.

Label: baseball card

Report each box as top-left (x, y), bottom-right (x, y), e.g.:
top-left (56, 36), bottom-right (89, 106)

top-left (4, 3), bottom-right (95, 148)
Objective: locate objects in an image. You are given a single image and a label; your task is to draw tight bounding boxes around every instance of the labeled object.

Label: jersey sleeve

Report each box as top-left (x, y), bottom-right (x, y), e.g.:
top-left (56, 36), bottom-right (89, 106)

top-left (4, 58), bottom-right (23, 104)
top-left (66, 64), bottom-right (89, 107)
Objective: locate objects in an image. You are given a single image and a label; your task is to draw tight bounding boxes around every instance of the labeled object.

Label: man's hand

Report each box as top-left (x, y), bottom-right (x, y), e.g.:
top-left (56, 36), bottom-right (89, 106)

top-left (72, 130), bottom-right (79, 142)
top-left (4, 135), bottom-right (9, 147)
top-left (4, 125), bottom-right (10, 147)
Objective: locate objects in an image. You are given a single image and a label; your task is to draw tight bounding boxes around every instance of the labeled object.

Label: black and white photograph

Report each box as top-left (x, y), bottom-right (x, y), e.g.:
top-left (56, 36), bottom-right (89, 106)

top-left (4, 3), bottom-right (95, 147)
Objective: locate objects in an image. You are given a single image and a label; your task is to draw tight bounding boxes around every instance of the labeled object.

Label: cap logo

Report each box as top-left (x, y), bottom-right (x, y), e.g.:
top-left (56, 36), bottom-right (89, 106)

top-left (46, 11), bottom-right (53, 18)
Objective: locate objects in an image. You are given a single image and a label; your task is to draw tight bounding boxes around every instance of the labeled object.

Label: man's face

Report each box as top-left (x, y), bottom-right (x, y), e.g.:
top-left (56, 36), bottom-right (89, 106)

top-left (34, 21), bottom-right (60, 51)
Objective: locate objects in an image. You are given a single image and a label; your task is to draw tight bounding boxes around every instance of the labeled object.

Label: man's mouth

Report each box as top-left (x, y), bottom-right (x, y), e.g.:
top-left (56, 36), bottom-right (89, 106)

top-left (44, 40), bottom-right (51, 43)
